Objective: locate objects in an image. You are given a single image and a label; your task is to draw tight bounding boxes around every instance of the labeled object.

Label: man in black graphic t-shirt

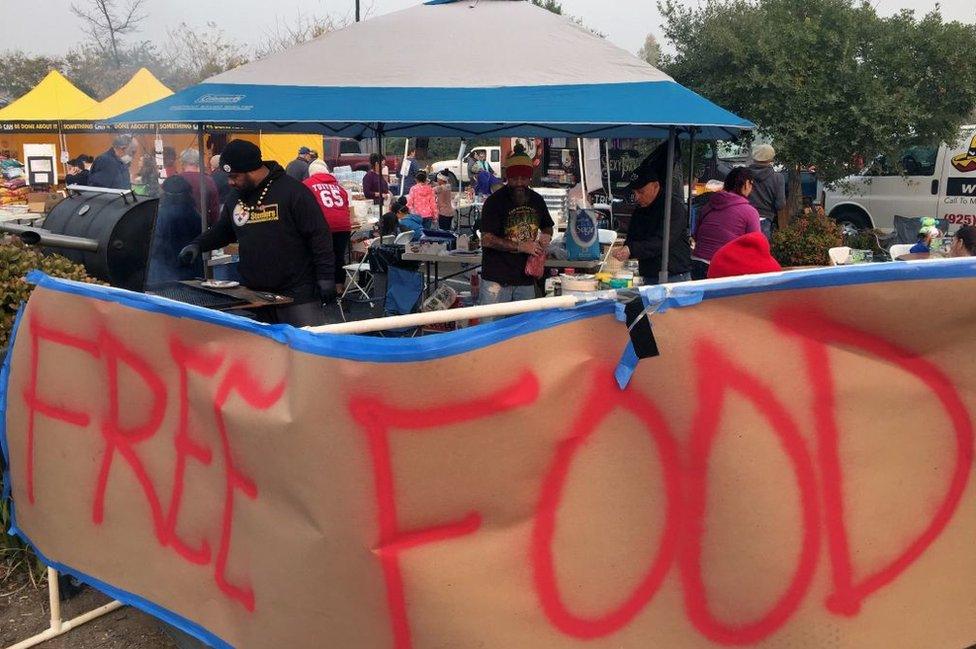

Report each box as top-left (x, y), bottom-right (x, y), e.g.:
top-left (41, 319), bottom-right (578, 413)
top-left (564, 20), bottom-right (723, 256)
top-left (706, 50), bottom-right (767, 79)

top-left (479, 147), bottom-right (554, 309)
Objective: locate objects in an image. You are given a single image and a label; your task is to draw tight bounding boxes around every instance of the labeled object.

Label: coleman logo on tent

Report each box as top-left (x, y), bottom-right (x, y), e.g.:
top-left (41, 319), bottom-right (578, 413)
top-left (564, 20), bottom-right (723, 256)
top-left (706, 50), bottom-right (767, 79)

top-left (196, 94), bottom-right (246, 105)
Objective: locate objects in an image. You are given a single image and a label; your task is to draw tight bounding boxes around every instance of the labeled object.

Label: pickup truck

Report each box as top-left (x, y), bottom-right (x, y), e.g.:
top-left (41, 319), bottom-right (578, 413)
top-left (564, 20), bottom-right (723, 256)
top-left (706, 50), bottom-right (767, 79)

top-left (430, 146), bottom-right (502, 183)
top-left (323, 138), bottom-right (400, 173)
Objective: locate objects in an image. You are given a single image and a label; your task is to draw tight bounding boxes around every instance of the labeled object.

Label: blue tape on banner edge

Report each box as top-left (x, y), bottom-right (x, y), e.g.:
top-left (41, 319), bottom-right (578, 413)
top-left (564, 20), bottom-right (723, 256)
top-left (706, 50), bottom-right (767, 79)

top-left (614, 343), bottom-right (640, 390)
top-left (0, 303), bottom-right (26, 506)
top-left (642, 258), bottom-right (976, 308)
top-left (25, 271), bottom-right (617, 364)
top-left (614, 289), bottom-right (652, 390)
top-left (656, 290), bottom-right (704, 313)
top-left (614, 301), bottom-right (627, 322)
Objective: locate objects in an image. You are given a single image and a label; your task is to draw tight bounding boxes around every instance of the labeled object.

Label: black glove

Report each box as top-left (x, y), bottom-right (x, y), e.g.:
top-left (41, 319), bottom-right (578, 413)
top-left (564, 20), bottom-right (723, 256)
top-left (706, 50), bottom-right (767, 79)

top-left (317, 279), bottom-right (337, 303)
top-left (178, 243), bottom-right (201, 266)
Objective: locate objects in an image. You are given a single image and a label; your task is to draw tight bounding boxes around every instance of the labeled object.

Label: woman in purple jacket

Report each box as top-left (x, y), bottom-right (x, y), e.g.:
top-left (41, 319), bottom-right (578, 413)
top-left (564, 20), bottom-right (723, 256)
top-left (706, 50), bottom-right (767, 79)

top-left (362, 153), bottom-right (390, 208)
top-left (691, 167), bottom-right (762, 280)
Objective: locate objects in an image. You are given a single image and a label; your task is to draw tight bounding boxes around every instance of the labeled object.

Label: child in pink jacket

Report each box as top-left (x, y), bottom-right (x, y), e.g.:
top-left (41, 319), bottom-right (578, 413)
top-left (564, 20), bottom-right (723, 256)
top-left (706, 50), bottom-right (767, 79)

top-left (407, 170), bottom-right (437, 225)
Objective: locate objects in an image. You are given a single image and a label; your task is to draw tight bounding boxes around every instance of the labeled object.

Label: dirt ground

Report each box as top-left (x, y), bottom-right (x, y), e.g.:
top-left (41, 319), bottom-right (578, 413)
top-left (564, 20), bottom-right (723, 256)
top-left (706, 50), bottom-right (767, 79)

top-left (1, 569), bottom-right (177, 649)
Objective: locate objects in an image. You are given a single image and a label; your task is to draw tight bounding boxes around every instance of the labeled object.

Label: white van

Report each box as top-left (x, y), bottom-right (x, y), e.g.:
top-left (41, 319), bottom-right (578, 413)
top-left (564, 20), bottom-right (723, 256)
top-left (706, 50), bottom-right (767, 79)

top-left (824, 126), bottom-right (976, 232)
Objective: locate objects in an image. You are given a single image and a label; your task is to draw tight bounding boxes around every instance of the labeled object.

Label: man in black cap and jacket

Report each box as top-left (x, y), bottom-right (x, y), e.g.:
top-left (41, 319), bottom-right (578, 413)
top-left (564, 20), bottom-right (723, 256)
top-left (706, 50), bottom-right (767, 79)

top-left (612, 157), bottom-right (692, 283)
top-left (179, 139), bottom-right (336, 327)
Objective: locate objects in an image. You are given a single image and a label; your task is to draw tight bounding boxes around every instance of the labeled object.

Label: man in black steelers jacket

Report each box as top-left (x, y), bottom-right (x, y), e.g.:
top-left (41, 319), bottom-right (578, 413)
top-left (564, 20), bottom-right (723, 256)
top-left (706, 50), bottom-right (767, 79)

top-left (179, 139), bottom-right (336, 327)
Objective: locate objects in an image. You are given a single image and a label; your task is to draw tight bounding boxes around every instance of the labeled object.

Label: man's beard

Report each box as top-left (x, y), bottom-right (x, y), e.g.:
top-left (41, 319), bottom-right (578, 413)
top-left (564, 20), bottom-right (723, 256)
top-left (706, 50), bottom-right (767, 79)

top-left (235, 177), bottom-right (258, 195)
top-left (511, 186), bottom-right (528, 206)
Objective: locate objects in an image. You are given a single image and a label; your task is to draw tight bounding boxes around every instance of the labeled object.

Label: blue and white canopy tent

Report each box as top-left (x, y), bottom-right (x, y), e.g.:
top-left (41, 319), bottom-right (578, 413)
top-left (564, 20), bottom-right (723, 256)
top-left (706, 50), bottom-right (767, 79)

top-left (112, 0), bottom-right (754, 281)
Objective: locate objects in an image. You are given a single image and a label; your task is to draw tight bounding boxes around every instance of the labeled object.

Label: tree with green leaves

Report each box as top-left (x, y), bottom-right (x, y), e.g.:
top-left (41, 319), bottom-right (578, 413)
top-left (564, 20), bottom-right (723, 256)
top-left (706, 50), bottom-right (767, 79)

top-left (530, 0), bottom-right (605, 38)
top-left (531, 0), bottom-right (563, 14)
top-left (0, 53), bottom-right (67, 102)
top-left (659, 0), bottom-right (976, 218)
top-left (637, 33), bottom-right (662, 67)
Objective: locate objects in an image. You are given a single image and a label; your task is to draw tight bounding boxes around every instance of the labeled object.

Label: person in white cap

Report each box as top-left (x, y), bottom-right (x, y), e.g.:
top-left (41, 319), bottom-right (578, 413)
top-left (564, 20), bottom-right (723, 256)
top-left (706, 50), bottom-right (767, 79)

top-left (748, 143), bottom-right (786, 227)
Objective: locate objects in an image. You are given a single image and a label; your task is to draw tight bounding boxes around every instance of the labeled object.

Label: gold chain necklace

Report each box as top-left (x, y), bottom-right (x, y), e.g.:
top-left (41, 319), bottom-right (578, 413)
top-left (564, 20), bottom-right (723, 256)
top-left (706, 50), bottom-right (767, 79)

top-left (237, 178), bottom-right (274, 215)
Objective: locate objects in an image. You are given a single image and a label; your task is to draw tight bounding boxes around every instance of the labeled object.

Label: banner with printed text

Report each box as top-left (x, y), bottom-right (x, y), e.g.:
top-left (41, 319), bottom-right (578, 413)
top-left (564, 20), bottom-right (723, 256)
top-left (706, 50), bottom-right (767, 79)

top-left (2, 266), bottom-right (975, 649)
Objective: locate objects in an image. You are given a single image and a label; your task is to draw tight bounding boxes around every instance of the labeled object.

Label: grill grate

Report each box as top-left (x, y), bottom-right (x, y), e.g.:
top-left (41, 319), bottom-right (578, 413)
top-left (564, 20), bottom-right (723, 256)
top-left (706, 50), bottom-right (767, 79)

top-left (149, 283), bottom-right (248, 309)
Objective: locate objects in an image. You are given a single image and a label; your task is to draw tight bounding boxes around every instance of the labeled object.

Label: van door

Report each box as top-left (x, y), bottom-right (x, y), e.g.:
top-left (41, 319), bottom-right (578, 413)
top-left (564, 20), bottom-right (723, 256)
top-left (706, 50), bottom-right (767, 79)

top-left (866, 144), bottom-right (940, 227)
top-left (489, 148), bottom-right (501, 176)
top-left (937, 129), bottom-right (976, 230)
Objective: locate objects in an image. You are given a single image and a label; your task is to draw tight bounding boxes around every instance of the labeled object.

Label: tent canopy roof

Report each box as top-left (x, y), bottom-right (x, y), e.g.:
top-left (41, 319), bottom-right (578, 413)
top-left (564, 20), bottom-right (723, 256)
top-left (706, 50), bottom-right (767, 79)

top-left (0, 70), bottom-right (98, 121)
top-left (113, 0), bottom-right (753, 139)
top-left (77, 68), bottom-right (173, 120)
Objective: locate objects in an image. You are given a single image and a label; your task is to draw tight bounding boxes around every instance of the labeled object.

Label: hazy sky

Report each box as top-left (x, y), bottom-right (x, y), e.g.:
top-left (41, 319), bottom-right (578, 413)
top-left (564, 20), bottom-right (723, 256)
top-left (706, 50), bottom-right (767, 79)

top-left (2, 0), bottom-right (974, 56)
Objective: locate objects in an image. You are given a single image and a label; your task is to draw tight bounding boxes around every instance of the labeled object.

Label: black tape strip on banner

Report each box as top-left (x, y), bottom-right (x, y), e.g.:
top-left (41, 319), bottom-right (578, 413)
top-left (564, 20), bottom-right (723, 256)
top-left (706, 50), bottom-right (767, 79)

top-left (624, 296), bottom-right (660, 359)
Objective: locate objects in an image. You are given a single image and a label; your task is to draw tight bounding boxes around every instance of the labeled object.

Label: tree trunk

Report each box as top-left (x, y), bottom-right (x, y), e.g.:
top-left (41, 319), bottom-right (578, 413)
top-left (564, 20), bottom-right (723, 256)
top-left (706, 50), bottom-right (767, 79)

top-left (783, 165), bottom-right (803, 228)
top-left (110, 35), bottom-right (121, 68)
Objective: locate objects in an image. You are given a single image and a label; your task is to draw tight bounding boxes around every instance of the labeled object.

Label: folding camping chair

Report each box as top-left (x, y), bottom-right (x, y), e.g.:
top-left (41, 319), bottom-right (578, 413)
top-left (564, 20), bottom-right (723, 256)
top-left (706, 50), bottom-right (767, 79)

top-left (394, 230), bottom-right (415, 247)
top-left (338, 236), bottom-right (394, 321)
top-left (378, 258), bottom-right (425, 337)
top-left (889, 244), bottom-right (915, 260)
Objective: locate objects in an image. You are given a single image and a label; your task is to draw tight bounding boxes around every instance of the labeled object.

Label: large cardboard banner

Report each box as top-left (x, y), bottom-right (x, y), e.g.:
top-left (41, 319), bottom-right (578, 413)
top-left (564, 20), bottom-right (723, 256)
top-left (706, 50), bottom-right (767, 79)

top-left (2, 264), bottom-right (976, 648)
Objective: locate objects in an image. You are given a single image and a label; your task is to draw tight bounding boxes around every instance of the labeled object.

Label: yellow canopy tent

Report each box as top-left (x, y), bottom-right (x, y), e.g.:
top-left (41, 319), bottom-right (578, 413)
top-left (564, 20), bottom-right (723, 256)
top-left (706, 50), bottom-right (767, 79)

top-left (73, 68), bottom-right (173, 121)
top-left (0, 69), bottom-right (186, 185)
top-left (0, 70), bottom-right (98, 184)
top-left (0, 70), bottom-right (97, 122)
top-left (259, 133), bottom-right (325, 167)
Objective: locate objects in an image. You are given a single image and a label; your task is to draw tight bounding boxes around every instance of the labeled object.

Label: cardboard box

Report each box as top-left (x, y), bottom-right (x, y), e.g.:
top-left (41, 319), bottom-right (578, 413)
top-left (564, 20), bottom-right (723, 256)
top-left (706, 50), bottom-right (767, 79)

top-left (27, 191), bottom-right (64, 214)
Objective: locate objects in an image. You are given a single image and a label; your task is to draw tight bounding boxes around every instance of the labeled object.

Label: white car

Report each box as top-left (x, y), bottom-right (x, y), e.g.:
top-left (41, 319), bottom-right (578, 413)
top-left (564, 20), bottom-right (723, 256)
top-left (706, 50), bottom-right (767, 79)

top-left (430, 146), bottom-right (501, 183)
top-left (824, 126), bottom-right (976, 232)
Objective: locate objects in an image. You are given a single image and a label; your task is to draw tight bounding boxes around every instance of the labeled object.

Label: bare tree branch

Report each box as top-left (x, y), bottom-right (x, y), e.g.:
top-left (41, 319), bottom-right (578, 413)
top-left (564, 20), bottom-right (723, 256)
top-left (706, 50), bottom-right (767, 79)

top-left (253, 11), bottom-right (350, 60)
top-left (70, 0), bottom-right (147, 67)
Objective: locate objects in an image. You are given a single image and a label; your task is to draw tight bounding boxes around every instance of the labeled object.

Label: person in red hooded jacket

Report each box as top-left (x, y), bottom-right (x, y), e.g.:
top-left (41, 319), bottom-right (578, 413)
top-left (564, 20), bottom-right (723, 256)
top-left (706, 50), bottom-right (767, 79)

top-left (304, 159), bottom-right (352, 294)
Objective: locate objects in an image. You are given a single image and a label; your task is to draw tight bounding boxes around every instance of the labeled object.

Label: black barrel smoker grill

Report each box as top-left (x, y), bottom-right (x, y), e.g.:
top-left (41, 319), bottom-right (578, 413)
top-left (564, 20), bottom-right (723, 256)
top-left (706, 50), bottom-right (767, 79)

top-left (0, 186), bottom-right (158, 292)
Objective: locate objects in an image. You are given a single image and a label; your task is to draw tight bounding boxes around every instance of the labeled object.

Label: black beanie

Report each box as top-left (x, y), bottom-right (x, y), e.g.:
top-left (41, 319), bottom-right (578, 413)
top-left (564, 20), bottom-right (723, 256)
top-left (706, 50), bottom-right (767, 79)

top-left (219, 140), bottom-right (263, 173)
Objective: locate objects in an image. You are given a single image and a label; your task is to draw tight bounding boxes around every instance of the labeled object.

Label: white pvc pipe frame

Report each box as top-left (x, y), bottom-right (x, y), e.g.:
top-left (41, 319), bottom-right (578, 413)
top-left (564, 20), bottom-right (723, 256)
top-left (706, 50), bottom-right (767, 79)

top-left (308, 294), bottom-right (583, 335)
top-left (4, 568), bottom-right (123, 649)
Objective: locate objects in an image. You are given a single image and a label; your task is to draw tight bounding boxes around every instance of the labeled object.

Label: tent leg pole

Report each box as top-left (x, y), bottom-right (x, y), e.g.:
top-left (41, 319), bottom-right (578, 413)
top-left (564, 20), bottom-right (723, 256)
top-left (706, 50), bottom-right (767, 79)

top-left (376, 125), bottom-right (386, 212)
top-left (456, 139), bottom-right (467, 193)
top-left (197, 124), bottom-right (212, 281)
top-left (605, 139), bottom-right (614, 229)
top-left (686, 131), bottom-right (696, 231)
top-left (659, 126), bottom-right (677, 285)
top-left (399, 138), bottom-right (409, 197)
top-left (58, 125), bottom-right (68, 185)
top-left (577, 137), bottom-right (587, 205)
